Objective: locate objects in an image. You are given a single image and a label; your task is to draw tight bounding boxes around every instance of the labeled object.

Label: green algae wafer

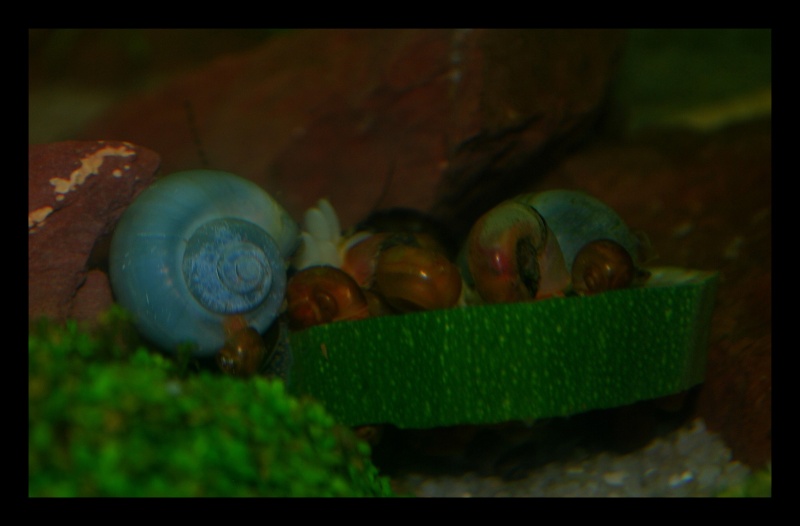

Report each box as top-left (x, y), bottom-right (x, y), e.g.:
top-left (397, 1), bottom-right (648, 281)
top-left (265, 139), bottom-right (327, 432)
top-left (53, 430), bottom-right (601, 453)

top-left (286, 268), bottom-right (718, 428)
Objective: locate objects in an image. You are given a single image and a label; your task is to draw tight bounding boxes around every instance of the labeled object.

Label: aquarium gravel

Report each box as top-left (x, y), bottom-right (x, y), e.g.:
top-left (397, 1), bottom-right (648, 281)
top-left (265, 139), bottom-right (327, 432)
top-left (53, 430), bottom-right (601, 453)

top-left (390, 419), bottom-right (753, 497)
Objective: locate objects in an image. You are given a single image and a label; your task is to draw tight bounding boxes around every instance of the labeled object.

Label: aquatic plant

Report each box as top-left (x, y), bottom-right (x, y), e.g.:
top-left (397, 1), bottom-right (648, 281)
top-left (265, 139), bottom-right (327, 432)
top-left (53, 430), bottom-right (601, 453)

top-left (717, 464), bottom-right (771, 497)
top-left (28, 312), bottom-right (394, 497)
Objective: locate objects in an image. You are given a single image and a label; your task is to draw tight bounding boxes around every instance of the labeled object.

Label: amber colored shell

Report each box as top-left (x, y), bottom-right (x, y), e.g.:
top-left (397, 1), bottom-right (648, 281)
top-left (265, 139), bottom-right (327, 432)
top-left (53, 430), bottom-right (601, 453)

top-left (286, 266), bottom-right (371, 330)
top-left (373, 244), bottom-right (463, 312)
top-left (216, 315), bottom-right (268, 377)
top-left (571, 239), bottom-right (636, 295)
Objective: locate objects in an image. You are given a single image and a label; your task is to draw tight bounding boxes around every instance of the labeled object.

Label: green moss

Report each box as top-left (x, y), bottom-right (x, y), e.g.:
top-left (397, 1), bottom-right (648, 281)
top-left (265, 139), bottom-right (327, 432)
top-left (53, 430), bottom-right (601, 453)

top-left (29, 310), bottom-right (394, 497)
top-left (717, 464), bottom-right (772, 498)
top-left (614, 29), bottom-right (771, 131)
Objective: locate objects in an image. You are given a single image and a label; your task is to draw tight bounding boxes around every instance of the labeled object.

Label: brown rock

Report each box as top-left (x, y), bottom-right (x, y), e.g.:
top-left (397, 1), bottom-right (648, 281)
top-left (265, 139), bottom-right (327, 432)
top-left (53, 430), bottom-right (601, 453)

top-left (70, 269), bottom-right (116, 322)
top-left (83, 29), bottom-right (625, 230)
top-left (28, 140), bottom-right (160, 323)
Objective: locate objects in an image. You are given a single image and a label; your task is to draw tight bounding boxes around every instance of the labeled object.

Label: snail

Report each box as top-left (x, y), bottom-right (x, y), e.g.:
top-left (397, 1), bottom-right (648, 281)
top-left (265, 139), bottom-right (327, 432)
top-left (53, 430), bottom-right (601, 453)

top-left (570, 239), bottom-right (638, 295)
top-left (517, 191), bottom-right (651, 295)
top-left (463, 189), bottom-right (649, 303)
top-left (286, 266), bottom-right (371, 330)
top-left (293, 200), bottom-right (463, 318)
top-left (109, 170), bottom-right (300, 357)
top-left (216, 315), bottom-right (269, 377)
top-left (463, 198), bottom-right (570, 303)
top-left (372, 242), bottom-right (462, 312)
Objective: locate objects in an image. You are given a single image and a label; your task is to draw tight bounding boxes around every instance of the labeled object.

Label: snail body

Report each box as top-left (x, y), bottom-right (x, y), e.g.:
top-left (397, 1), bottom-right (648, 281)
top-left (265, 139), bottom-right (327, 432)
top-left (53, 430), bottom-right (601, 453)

top-left (109, 170), bottom-right (299, 356)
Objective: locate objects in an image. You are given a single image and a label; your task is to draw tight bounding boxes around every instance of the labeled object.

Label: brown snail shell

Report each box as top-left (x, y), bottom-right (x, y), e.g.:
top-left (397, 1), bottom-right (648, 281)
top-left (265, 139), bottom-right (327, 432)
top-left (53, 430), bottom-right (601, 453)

top-left (216, 315), bottom-right (268, 377)
top-left (373, 244), bottom-right (462, 312)
top-left (571, 239), bottom-right (637, 295)
top-left (286, 266), bottom-right (371, 330)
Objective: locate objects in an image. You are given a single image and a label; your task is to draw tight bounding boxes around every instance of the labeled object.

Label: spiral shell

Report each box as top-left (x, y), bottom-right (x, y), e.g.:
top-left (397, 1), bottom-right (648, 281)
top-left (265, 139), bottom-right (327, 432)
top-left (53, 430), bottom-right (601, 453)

top-left (373, 244), bottom-right (462, 312)
top-left (109, 170), bottom-right (299, 356)
top-left (464, 199), bottom-right (570, 303)
top-left (517, 190), bottom-right (648, 294)
top-left (286, 265), bottom-right (371, 330)
top-left (463, 190), bottom-right (650, 302)
top-left (216, 315), bottom-right (269, 377)
top-left (571, 239), bottom-right (636, 295)
top-left (516, 191), bottom-right (645, 274)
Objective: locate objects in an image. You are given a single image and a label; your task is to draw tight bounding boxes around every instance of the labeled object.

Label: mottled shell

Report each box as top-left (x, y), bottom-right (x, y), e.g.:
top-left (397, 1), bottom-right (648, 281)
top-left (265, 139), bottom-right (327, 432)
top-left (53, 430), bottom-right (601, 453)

top-left (463, 199), bottom-right (571, 303)
top-left (516, 190), bottom-right (645, 273)
top-left (109, 170), bottom-right (299, 356)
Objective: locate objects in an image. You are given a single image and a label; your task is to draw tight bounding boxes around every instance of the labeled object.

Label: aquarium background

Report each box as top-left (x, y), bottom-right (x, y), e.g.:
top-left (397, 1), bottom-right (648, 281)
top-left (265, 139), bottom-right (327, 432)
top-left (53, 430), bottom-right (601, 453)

top-left (28, 29), bottom-right (771, 497)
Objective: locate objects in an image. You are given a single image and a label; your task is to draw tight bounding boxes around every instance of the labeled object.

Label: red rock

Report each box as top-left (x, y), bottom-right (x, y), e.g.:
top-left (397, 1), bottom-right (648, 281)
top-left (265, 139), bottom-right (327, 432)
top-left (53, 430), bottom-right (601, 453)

top-left (28, 140), bottom-right (160, 323)
top-left (70, 269), bottom-right (115, 321)
top-left (528, 119), bottom-right (772, 469)
top-left (82, 29), bottom-right (625, 230)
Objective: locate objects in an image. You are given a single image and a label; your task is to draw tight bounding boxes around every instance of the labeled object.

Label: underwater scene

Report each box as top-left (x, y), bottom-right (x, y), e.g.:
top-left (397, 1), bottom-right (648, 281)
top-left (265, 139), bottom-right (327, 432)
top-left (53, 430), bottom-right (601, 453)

top-left (29, 29), bottom-right (771, 497)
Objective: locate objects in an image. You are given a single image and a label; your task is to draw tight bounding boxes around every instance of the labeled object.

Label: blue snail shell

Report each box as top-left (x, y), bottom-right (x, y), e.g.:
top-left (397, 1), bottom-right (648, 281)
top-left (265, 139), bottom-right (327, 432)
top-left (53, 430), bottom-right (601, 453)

top-left (109, 170), bottom-right (300, 357)
top-left (515, 190), bottom-right (644, 272)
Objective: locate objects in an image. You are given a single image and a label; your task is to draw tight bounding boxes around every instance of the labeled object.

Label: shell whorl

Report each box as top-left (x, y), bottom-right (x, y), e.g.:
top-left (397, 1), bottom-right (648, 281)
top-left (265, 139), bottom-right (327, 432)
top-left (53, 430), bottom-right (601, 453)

top-left (516, 190), bottom-right (644, 273)
top-left (109, 170), bottom-right (299, 356)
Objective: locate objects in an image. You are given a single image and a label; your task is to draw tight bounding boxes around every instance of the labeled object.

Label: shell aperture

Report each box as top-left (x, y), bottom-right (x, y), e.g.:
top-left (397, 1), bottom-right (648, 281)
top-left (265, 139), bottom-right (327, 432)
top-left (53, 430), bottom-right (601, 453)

top-left (465, 199), bottom-right (570, 303)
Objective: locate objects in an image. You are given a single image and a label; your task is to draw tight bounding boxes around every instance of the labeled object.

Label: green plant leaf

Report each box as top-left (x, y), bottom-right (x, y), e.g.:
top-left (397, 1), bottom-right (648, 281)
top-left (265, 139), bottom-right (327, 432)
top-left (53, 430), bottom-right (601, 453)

top-left (287, 268), bottom-right (718, 428)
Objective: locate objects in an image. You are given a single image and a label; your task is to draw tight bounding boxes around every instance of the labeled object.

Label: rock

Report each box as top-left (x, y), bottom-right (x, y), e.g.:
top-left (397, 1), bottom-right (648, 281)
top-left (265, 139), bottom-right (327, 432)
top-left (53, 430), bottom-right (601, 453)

top-left (527, 118), bottom-right (772, 469)
top-left (28, 140), bottom-right (160, 323)
top-left (70, 269), bottom-right (116, 322)
top-left (373, 119), bottom-right (771, 473)
top-left (82, 29), bottom-right (625, 231)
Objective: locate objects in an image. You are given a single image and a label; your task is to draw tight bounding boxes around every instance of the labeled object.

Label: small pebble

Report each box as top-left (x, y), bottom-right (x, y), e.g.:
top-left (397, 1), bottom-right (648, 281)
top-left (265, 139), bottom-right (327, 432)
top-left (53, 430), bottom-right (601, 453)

top-left (392, 418), bottom-right (751, 497)
top-left (603, 471), bottom-right (627, 486)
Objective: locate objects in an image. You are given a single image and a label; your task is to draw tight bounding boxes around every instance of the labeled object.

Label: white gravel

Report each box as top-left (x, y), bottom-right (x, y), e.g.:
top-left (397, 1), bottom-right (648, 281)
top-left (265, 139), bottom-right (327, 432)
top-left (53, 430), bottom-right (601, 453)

top-left (391, 419), bottom-right (751, 497)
